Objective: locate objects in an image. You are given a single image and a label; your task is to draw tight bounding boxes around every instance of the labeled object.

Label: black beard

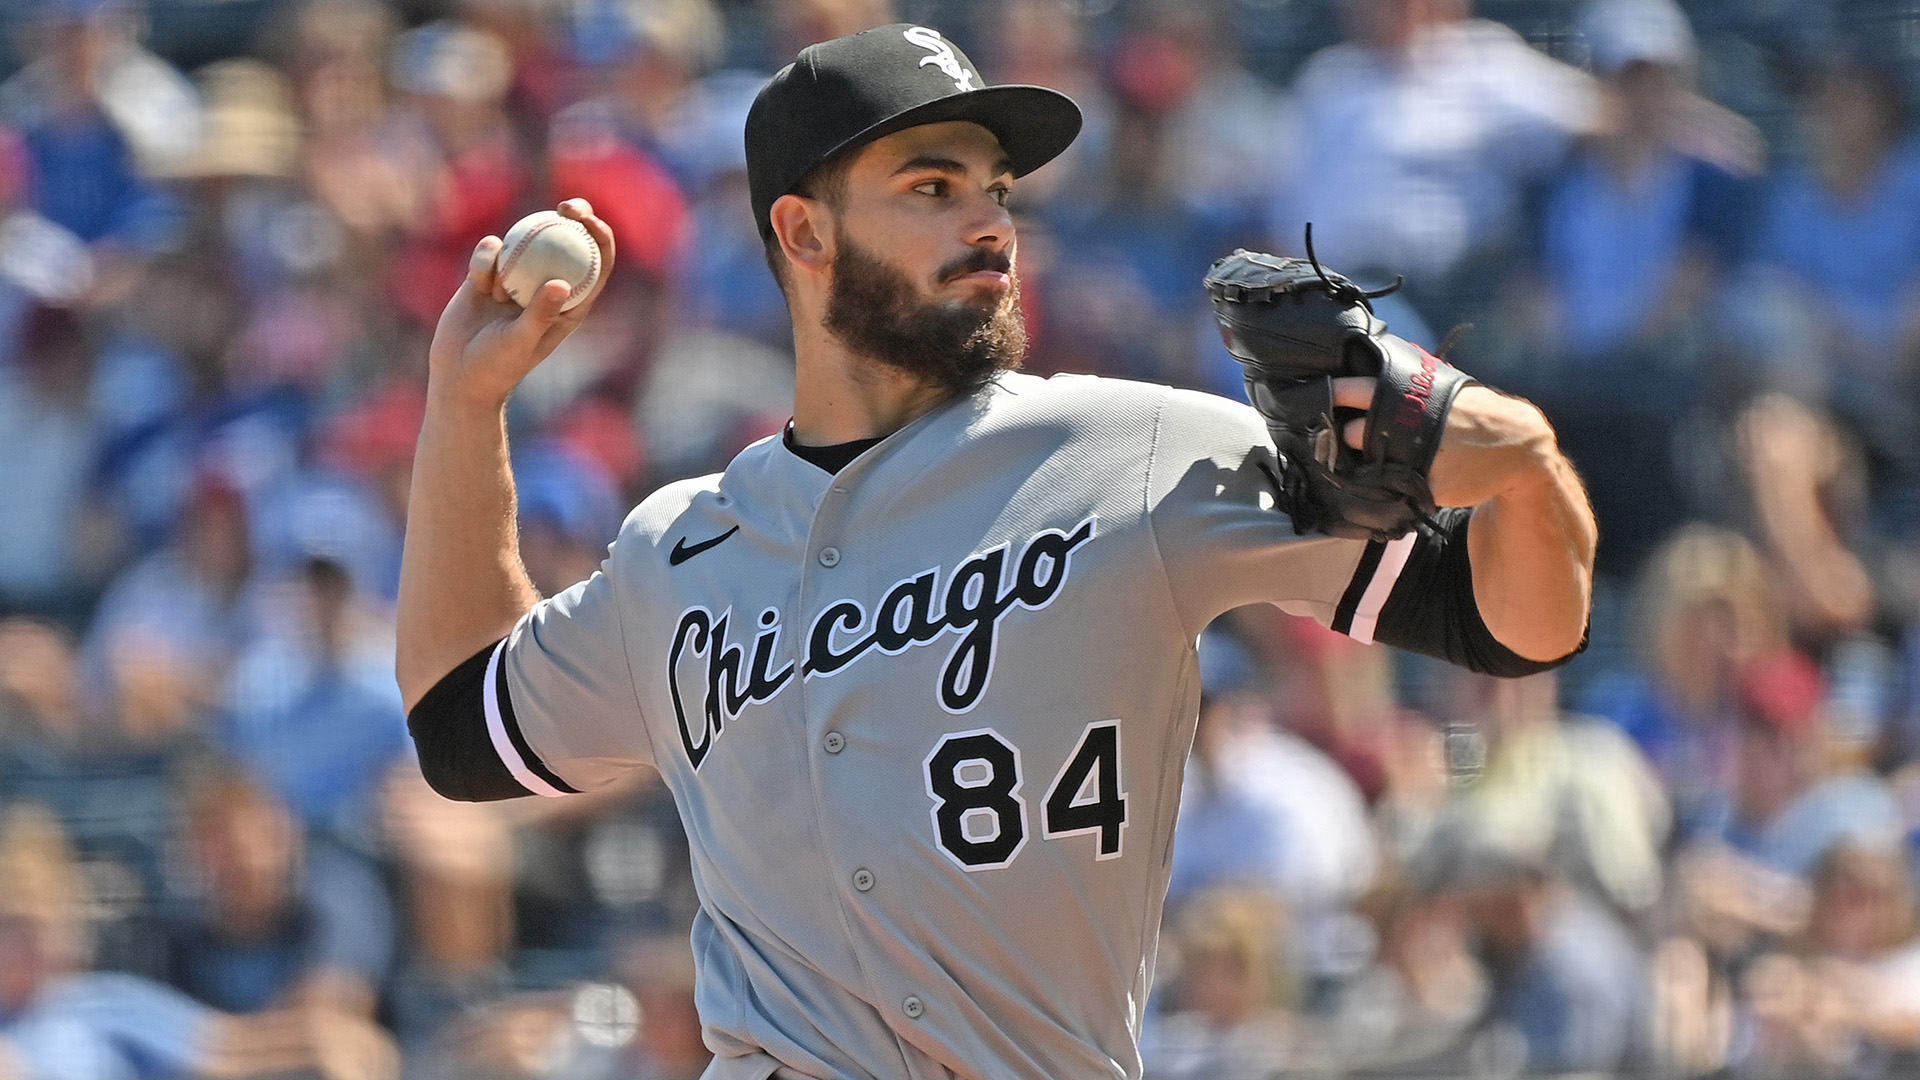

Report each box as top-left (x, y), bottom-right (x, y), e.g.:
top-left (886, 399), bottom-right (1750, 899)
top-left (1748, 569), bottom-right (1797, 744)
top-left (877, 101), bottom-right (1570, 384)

top-left (823, 233), bottom-right (1027, 395)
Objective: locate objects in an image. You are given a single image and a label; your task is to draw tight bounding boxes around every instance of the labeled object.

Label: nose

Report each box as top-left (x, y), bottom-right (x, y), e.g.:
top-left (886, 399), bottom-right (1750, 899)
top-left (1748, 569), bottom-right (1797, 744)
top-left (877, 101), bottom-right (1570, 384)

top-left (963, 190), bottom-right (1014, 253)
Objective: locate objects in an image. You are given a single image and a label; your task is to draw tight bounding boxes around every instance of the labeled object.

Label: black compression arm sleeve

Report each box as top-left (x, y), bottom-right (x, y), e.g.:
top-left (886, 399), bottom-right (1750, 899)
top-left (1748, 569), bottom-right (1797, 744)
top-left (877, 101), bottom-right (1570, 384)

top-left (407, 640), bottom-right (536, 801)
top-left (1369, 508), bottom-right (1586, 676)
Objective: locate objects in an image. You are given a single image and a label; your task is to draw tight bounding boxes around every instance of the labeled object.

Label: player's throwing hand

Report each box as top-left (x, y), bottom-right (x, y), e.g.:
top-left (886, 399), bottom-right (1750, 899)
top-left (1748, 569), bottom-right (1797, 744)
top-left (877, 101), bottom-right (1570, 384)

top-left (428, 198), bottom-right (616, 405)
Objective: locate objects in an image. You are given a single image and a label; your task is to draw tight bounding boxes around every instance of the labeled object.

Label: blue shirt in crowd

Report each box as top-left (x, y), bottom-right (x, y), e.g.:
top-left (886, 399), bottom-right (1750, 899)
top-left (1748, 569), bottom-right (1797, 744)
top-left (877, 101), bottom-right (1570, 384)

top-left (1, 972), bottom-right (212, 1080)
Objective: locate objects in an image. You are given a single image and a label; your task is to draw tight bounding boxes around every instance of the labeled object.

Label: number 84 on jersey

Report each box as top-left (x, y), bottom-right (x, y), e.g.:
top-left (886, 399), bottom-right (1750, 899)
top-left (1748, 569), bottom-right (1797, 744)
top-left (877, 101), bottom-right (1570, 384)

top-left (922, 720), bottom-right (1127, 871)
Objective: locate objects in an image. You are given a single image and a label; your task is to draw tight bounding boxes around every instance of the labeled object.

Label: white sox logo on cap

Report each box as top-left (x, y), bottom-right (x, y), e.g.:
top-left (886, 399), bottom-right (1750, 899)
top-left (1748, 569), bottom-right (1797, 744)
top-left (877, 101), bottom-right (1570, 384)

top-left (744, 23), bottom-right (1080, 242)
top-left (903, 26), bottom-right (977, 92)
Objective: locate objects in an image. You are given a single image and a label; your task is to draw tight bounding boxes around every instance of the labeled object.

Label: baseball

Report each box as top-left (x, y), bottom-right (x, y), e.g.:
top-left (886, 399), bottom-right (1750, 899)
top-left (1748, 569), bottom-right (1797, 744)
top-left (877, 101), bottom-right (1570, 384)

top-left (494, 210), bottom-right (602, 312)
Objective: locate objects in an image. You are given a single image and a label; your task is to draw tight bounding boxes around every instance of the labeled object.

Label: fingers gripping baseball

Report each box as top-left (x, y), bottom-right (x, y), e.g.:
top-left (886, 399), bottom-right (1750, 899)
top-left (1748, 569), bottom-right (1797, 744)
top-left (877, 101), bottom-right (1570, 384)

top-left (557, 198), bottom-right (615, 301)
top-left (428, 200), bottom-right (616, 405)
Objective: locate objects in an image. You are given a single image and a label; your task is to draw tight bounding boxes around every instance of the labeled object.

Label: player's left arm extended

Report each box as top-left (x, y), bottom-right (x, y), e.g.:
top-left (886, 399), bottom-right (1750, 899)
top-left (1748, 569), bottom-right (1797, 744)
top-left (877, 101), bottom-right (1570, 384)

top-left (1359, 378), bottom-right (1597, 662)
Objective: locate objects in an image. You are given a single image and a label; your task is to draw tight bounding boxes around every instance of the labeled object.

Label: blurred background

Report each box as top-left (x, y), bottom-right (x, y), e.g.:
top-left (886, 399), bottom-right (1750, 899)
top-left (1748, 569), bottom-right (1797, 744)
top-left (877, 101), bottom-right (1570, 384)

top-left (5, 0), bottom-right (1920, 1076)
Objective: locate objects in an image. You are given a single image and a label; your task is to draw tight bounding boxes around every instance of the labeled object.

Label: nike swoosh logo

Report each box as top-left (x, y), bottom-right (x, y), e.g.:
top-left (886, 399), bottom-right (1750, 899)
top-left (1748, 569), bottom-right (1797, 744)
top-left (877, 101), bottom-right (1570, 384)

top-left (669, 525), bottom-right (740, 566)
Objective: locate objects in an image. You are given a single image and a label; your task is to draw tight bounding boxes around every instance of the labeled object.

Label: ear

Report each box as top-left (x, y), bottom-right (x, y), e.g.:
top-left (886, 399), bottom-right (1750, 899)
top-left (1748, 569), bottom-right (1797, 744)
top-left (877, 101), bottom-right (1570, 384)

top-left (769, 194), bottom-right (834, 278)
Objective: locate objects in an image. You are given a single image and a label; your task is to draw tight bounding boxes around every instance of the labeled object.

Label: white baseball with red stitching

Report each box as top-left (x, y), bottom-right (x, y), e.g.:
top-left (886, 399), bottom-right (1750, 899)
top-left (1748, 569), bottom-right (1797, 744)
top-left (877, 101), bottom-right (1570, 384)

top-left (493, 210), bottom-right (602, 312)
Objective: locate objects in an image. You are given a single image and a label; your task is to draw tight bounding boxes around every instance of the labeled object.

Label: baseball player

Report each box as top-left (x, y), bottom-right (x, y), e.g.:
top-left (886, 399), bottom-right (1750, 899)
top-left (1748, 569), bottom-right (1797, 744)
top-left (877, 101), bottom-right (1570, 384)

top-left (396, 24), bottom-right (1595, 1080)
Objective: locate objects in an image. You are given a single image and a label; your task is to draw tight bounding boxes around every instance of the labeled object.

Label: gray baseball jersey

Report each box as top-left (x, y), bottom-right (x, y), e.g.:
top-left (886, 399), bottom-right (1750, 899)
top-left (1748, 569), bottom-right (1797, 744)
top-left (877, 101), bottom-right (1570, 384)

top-left (482, 372), bottom-right (1413, 1079)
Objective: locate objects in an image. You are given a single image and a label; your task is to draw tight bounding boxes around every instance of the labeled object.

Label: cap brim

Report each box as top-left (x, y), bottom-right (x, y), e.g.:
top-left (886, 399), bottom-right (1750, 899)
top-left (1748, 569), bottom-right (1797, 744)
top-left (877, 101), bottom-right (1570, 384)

top-left (814, 84), bottom-right (1083, 182)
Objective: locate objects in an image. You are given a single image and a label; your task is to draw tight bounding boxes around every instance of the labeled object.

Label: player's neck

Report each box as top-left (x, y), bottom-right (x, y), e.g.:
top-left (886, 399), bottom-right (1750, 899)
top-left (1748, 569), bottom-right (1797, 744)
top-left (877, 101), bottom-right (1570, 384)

top-left (789, 331), bottom-right (956, 446)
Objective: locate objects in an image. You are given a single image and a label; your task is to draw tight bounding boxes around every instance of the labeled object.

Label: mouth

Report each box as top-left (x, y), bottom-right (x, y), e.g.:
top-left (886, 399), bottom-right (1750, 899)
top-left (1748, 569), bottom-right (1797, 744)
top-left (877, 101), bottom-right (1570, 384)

top-left (940, 251), bottom-right (1014, 290)
top-left (950, 269), bottom-right (1012, 291)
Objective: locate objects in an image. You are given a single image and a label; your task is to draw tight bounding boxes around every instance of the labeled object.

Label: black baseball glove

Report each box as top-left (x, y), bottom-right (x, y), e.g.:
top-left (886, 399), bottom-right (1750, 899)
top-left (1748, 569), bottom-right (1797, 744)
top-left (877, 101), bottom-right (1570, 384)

top-left (1204, 237), bottom-right (1475, 542)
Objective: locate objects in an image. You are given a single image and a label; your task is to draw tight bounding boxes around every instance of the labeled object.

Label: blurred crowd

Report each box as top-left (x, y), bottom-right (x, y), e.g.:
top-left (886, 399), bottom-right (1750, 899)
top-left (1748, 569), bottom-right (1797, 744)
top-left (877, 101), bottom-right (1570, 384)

top-left (5, 0), bottom-right (1920, 1076)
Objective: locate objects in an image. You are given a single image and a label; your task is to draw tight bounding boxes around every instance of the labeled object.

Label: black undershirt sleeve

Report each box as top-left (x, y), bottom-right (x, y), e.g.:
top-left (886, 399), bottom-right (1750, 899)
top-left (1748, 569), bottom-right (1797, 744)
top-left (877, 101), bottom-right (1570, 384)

top-left (407, 639), bottom-right (536, 802)
top-left (1365, 507), bottom-right (1587, 676)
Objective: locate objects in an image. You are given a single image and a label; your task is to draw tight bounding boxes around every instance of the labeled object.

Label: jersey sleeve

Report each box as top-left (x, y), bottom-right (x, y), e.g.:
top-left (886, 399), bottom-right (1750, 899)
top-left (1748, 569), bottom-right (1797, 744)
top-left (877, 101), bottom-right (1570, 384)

top-left (1145, 386), bottom-right (1386, 637)
top-left (407, 540), bottom-right (658, 802)
top-left (1144, 387), bottom-right (1580, 674)
top-left (496, 561), bottom-right (658, 791)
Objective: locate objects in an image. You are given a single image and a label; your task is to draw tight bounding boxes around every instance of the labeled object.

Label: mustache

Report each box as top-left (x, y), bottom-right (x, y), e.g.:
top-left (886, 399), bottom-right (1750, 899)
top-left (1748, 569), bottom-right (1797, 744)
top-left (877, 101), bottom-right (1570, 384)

top-left (939, 249), bottom-right (1013, 282)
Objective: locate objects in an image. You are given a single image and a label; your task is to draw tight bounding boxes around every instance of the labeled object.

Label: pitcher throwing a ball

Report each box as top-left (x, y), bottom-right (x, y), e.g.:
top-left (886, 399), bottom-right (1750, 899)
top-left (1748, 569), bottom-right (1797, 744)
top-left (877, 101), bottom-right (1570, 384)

top-left (397, 24), bottom-right (1595, 1080)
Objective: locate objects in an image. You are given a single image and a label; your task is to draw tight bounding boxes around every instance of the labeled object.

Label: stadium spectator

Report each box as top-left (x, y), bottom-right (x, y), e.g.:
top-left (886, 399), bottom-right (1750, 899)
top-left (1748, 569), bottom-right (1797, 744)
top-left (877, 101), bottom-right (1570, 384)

top-left (381, 19), bottom-right (529, 329)
top-left (1737, 843), bottom-right (1920, 1076)
top-left (1268, 0), bottom-right (1599, 348)
top-left (0, 302), bottom-right (101, 620)
top-left (1736, 395), bottom-right (1882, 656)
top-left (1433, 668), bottom-right (1671, 916)
top-left (83, 473), bottom-right (262, 713)
top-left (283, 0), bottom-right (412, 289)
top-left (563, 0), bottom-right (723, 192)
top-left (629, 328), bottom-right (793, 486)
top-left (672, 135), bottom-right (794, 349)
top-left (1111, 2), bottom-right (1280, 233)
top-left (1736, 58), bottom-right (1920, 540)
top-left (1518, 0), bottom-right (1760, 578)
top-left (1684, 648), bottom-right (1902, 879)
top-left (0, 0), bottom-right (195, 250)
top-left (542, 102), bottom-right (690, 402)
top-left (978, 0), bottom-right (1111, 213)
top-left (1141, 888), bottom-right (1298, 1080)
top-left (84, 248), bottom-right (305, 555)
top-left (316, 380), bottom-right (425, 583)
top-left (165, 771), bottom-right (394, 1017)
top-left (165, 58), bottom-right (309, 288)
top-left (1037, 13), bottom-right (1261, 387)
top-left (218, 555), bottom-right (408, 845)
top-left (0, 801), bottom-right (398, 1080)
top-left (1171, 629), bottom-right (1379, 917)
top-left (1580, 524), bottom-right (1793, 837)
top-left (1320, 871), bottom-right (1488, 1071)
top-left (380, 767), bottom-right (521, 1071)
top-left (1417, 822), bottom-right (1650, 1074)
top-left (0, 616), bottom-right (209, 978)
top-left (1235, 608), bottom-right (1399, 805)
top-left (547, 0), bottom-right (702, 299)
top-left (513, 440), bottom-right (623, 597)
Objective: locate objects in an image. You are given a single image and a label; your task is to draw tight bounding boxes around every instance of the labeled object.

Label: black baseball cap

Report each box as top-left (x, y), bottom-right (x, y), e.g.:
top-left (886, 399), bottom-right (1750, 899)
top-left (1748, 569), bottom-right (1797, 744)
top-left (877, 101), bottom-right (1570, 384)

top-left (745, 24), bottom-right (1083, 242)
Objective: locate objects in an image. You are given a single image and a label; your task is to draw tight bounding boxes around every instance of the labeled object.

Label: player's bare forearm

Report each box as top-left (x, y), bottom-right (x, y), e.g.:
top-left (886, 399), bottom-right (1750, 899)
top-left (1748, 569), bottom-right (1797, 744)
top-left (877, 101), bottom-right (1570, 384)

top-left (396, 389), bottom-right (541, 709)
top-left (1435, 387), bottom-right (1596, 661)
top-left (395, 200), bottom-right (616, 708)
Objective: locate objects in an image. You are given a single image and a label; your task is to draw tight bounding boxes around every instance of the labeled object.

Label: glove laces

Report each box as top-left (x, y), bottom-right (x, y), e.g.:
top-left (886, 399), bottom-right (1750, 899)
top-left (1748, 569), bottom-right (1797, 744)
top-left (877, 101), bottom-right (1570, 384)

top-left (1303, 223), bottom-right (1403, 312)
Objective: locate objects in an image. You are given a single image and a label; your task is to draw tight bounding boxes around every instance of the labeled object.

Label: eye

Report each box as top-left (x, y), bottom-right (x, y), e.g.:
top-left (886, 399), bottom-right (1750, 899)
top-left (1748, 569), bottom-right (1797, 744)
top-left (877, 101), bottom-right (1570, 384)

top-left (990, 184), bottom-right (1012, 207)
top-left (912, 178), bottom-right (948, 197)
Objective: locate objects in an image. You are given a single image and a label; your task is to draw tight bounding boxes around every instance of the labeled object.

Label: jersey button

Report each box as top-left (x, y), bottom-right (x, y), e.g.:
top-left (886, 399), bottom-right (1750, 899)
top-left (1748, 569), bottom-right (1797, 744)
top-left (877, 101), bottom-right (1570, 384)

top-left (818, 547), bottom-right (841, 567)
top-left (823, 731), bottom-right (846, 754)
top-left (902, 996), bottom-right (924, 1019)
top-left (852, 868), bottom-right (875, 892)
